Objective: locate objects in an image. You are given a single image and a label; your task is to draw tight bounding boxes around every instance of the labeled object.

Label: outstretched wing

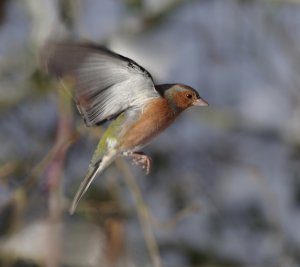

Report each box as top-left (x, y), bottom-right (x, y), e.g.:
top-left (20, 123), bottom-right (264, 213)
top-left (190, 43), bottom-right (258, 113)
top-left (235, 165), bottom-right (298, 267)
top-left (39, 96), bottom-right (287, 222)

top-left (40, 42), bottom-right (160, 126)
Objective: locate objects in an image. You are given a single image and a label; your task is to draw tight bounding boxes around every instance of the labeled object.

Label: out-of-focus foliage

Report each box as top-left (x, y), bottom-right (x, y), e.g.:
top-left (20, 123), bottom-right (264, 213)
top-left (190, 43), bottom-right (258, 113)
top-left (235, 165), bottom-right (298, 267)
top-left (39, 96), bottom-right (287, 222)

top-left (1, 0), bottom-right (300, 267)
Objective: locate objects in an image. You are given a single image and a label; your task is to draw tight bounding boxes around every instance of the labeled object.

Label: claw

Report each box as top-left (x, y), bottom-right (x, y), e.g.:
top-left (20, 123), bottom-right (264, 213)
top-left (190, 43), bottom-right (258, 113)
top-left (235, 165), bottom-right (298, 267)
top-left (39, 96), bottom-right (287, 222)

top-left (125, 152), bottom-right (152, 174)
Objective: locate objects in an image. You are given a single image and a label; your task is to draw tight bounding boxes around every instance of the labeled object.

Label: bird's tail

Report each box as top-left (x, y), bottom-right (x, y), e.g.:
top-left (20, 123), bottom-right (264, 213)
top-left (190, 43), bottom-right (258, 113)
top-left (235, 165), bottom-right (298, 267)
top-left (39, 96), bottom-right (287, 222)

top-left (69, 151), bottom-right (117, 214)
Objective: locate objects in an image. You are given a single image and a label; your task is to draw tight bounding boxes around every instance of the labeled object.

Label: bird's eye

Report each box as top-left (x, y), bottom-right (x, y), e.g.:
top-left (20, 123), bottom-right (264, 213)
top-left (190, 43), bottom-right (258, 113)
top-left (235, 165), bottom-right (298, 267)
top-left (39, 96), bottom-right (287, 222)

top-left (186, 94), bottom-right (193, 99)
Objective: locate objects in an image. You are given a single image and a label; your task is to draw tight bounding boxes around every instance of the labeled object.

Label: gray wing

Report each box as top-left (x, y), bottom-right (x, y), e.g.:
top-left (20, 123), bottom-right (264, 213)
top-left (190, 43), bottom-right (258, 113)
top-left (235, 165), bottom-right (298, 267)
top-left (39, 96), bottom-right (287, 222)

top-left (40, 42), bottom-right (160, 126)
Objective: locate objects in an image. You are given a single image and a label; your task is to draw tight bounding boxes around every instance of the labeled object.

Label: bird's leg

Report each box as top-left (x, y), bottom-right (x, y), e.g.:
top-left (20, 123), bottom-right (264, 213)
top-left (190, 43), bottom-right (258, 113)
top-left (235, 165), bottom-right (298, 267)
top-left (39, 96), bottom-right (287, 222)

top-left (125, 152), bottom-right (152, 174)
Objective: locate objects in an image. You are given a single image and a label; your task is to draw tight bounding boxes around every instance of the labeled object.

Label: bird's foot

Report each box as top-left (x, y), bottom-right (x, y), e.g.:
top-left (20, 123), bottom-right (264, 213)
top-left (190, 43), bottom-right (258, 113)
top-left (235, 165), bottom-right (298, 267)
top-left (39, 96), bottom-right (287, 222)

top-left (128, 152), bottom-right (152, 174)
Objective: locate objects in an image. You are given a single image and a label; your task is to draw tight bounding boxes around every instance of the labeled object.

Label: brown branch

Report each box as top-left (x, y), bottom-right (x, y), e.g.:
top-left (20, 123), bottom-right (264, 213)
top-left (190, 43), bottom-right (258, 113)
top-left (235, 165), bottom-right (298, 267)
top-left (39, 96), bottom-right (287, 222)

top-left (44, 88), bottom-right (76, 267)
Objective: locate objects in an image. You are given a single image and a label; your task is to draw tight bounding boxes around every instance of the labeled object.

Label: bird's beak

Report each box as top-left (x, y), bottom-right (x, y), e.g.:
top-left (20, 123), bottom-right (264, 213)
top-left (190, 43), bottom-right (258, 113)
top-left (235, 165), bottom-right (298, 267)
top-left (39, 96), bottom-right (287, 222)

top-left (193, 98), bottom-right (209, 107)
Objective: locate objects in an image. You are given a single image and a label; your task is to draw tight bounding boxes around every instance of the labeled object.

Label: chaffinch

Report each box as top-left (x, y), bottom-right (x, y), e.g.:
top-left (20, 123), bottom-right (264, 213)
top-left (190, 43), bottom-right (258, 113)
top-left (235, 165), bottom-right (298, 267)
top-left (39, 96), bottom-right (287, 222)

top-left (40, 42), bottom-right (208, 214)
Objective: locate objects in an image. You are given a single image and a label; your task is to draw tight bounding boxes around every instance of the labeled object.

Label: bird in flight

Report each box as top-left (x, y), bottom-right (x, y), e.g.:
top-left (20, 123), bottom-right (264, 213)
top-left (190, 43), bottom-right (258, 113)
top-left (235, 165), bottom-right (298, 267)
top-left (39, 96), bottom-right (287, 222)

top-left (40, 42), bottom-right (208, 214)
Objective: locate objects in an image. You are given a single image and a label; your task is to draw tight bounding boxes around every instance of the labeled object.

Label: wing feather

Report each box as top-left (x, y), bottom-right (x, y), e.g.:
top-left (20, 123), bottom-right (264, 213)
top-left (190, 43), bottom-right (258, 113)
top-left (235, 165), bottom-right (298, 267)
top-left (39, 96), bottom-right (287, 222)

top-left (40, 42), bottom-right (160, 126)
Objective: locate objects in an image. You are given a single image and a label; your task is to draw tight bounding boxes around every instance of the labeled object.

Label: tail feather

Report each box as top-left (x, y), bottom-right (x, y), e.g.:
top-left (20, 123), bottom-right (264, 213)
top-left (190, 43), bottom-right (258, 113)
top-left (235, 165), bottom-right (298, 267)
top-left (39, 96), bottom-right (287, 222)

top-left (69, 163), bottom-right (100, 214)
top-left (69, 152), bottom-right (117, 214)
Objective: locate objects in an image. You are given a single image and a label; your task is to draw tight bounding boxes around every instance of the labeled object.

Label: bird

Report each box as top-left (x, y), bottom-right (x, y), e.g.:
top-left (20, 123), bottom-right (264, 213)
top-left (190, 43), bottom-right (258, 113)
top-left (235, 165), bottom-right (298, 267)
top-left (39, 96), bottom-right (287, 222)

top-left (40, 42), bottom-right (208, 214)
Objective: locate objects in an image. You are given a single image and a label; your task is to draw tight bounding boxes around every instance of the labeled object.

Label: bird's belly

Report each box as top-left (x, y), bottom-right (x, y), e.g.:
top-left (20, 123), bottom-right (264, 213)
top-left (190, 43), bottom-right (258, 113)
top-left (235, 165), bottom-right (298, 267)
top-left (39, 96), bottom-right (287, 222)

top-left (119, 98), bottom-right (177, 151)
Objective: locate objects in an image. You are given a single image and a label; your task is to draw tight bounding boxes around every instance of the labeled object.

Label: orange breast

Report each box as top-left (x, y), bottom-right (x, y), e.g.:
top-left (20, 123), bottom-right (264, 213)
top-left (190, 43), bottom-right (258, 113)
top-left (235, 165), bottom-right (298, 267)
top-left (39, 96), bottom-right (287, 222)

top-left (119, 98), bottom-right (178, 151)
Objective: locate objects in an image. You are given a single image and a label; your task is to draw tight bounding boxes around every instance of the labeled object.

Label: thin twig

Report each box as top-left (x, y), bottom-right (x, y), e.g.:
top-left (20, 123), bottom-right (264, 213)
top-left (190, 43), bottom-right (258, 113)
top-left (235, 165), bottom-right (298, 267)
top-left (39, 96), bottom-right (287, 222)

top-left (0, 161), bottom-right (19, 180)
top-left (150, 204), bottom-right (201, 230)
top-left (115, 159), bottom-right (162, 267)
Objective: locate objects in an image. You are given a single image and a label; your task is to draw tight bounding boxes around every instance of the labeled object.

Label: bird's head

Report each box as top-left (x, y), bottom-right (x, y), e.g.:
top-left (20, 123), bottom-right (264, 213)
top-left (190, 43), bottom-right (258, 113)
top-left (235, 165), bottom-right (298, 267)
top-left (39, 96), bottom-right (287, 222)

top-left (157, 84), bottom-right (208, 112)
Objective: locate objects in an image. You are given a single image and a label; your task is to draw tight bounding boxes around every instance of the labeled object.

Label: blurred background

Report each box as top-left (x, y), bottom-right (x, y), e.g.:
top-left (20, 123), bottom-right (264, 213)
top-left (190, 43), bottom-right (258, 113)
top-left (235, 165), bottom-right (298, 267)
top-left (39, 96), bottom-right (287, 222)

top-left (1, 0), bottom-right (300, 266)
